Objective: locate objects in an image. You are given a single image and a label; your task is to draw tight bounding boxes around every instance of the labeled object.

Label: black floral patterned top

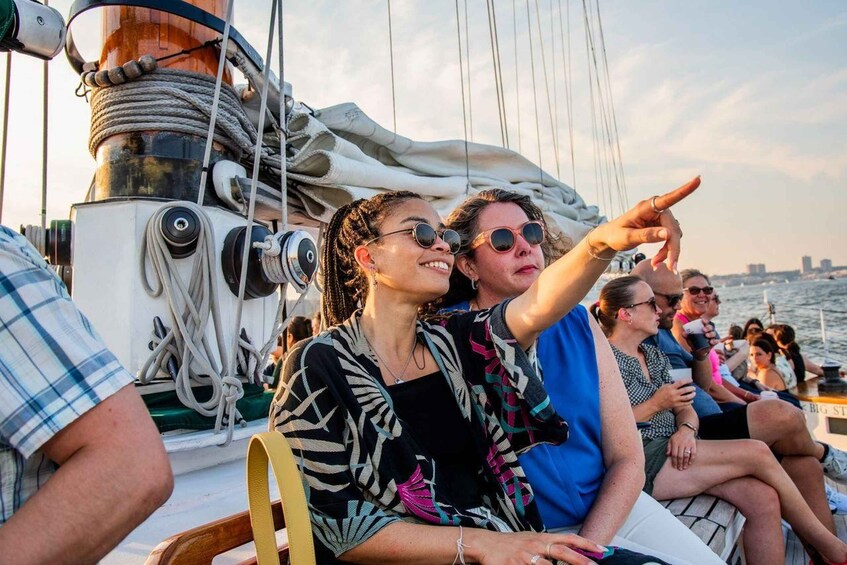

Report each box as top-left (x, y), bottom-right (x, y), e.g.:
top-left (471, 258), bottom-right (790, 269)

top-left (270, 302), bottom-right (568, 561)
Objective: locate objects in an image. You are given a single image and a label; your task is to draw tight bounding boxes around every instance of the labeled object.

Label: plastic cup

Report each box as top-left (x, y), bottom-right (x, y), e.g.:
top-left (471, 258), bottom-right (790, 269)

top-left (683, 319), bottom-right (711, 351)
top-left (669, 368), bottom-right (695, 389)
top-left (760, 390), bottom-right (779, 400)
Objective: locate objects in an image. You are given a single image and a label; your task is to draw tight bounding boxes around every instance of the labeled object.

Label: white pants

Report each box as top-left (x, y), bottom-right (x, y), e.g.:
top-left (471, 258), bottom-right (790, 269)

top-left (552, 492), bottom-right (726, 565)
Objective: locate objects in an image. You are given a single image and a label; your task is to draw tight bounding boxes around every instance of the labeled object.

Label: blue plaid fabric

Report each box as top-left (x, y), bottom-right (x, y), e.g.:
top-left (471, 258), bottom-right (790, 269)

top-left (0, 225), bottom-right (133, 523)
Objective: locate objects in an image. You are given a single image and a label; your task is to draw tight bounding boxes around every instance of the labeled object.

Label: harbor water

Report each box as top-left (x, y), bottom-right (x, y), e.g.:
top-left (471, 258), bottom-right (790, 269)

top-left (584, 277), bottom-right (847, 365)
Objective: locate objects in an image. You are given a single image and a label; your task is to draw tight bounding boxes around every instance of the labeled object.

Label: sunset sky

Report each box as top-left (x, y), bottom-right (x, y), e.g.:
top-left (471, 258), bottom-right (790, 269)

top-left (1, 0), bottom-right (844, 275)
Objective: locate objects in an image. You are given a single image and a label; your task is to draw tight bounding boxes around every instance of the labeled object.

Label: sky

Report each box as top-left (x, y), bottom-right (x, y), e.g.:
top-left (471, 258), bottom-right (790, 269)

top-left (1, 0), bottom-right (845, 276)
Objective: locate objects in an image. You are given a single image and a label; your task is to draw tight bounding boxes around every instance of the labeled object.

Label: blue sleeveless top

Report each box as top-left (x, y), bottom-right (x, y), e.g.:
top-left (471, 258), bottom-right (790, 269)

top-left (446, 302), bottom-right (604, 528)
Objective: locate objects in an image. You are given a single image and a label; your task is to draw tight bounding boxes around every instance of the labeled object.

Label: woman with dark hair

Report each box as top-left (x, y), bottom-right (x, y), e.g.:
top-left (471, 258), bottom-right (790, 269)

top-left (772, 323), bottom-right (829, 383)
top-left (750, 337), bottom-right (794, 391)
top-left (272, 182), bottom-right (698, 564)
top-left (442, 189), bottom-right (723, 564)
top-left (594, 276), bottom-right (847, 565)
top-left (283, 315), bottom-right (313, 348)
top-left (743, 318), bottom-right (765, 338)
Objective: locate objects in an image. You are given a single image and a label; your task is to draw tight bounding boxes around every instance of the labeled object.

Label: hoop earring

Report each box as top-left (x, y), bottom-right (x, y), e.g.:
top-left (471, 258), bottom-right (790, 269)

top-left (470, 278), bottom-right (478, 290)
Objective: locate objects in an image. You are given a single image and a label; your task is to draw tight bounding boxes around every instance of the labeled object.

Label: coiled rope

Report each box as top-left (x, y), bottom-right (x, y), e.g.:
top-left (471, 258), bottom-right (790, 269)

top-left (88, 67), bottom-right (281, 174)
top-left (138, 201), bottom-right (260, 444)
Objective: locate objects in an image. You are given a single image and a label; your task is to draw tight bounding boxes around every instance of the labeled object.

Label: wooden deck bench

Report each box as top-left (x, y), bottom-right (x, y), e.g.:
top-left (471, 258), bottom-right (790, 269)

top-left (661, 494), bottom-right (745, 564)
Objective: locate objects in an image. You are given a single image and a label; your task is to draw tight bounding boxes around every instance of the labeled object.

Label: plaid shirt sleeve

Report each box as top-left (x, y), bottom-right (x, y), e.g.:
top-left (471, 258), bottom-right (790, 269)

top-left (0, 226), bottom-right (134, 458)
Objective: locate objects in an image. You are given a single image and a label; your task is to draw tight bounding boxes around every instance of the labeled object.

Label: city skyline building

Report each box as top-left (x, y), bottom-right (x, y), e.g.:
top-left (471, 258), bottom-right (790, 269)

top-left (802, 256), bottom-right (813, 273)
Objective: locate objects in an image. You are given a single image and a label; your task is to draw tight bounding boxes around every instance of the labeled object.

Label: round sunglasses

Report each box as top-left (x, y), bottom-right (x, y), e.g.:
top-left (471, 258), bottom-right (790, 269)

top-left (468, 221), bottom-right (545, 254)
top-left (366, 223), bottom-right (462, 255)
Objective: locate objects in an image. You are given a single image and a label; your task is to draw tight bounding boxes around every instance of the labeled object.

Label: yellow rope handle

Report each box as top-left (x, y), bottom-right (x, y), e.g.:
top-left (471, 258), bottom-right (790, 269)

top-left (247, 432), bottom-right (316, 565)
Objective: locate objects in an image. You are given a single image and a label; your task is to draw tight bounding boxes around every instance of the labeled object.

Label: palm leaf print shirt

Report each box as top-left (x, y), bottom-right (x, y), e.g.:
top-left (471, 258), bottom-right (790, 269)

top-left (270, 303), bottom-right (569, 561)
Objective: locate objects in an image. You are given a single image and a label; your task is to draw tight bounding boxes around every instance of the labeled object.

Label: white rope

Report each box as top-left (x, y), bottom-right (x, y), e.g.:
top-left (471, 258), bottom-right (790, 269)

top-left (138, 201), bottom-right (247, 444)
top-left (223, 0), bottom-right (279, 445)
top-left (197, 0), bottom-right (237, 205)
top-left (88, 68), bottom-right (269, 160)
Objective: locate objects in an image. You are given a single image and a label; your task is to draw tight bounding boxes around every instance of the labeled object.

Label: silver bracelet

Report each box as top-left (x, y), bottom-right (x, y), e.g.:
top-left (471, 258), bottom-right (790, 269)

top-left (679, 421), bottom-right (699, 438)
top-left (585, 228), bottom-right (616, 262)
top-left (452, 525), bottom-right (469, 565)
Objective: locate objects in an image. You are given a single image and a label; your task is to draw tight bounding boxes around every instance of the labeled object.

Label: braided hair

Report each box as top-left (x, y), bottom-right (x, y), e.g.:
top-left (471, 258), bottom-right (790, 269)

top-left (320, 191), bottom-right (424, 326)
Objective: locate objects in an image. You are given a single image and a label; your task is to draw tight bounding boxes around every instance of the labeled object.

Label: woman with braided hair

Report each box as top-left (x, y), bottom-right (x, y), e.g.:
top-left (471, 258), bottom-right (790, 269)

top-left (271, 180), bottom-right (698, 564)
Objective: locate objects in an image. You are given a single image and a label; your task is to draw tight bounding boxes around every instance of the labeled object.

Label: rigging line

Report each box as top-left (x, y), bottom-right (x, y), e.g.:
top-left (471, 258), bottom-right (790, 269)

top-left (524, 0), bottom-right (543, 185)
top-left (595, 0), bottom-right (628, 209)
top-left (490, 0), bottom-right (510, 149)
top-left (387, 0), bottom-right (397, 133)
top-left (584, 0), bottom-right (620, 215)
top-left (549, 0), bottom-right (560, 177)
top-left (512, 0), bottom-right (522, 153)
top-left (485, 0), bottom-right (506, 147)
top-left (464, 0), bottom-right (474, 142)
top-left (532, 0), bottom-right (560, 179)
top-left (484, 0), bottom-right (502, 146)
top-left (558, 0), bottom-right (577, 190)
top-left (40, 23), bottom-right (48, 248)
top-left (582, 0), bottom-right (604, 213)
top-left (454, 0), bottom-right (471, 195)
top-left (585, 0), bottom-right (618, 215)
top-left (0, 53), bottom-right (10, 223)
top-left (277, 0), bottom-right (287, 228)
top-left (196, 0), bottom-right (235, 206)
top-left (227, 0), bottom-right (278, 396)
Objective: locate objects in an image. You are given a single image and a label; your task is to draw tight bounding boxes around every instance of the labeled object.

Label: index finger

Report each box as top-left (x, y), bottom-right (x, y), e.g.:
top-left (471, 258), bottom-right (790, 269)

top-left (653, 176), bottom-right (701, 212)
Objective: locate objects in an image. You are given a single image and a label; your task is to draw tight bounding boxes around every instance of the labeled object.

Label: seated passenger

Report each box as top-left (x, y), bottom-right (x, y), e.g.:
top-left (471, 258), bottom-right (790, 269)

top-left (0, 226), bottom-right (173, 563)
top-left (594, 275), bottom-right (847, 565)
top-left (773, 323), bottom-right (839, 383)
top-left (440, 189), bottom-right (723, 564)
top-left (744, 318), bottom-right (765, 338)
top-left (750, 337), bottom-right (795, 391)
top-left (633, 260), bottom-right (847, 526)
top-left (271, 186), bottom-right (697, 564)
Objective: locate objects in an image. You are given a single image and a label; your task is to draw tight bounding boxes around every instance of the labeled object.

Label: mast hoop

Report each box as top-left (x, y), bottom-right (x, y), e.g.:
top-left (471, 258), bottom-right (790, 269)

top-left (65, 0), bottom-right (262, 75)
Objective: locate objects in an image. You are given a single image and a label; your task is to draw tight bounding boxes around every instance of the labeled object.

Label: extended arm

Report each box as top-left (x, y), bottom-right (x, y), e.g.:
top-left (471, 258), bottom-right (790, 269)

top-left (725, 341), bottom-right (749, 371)
top-left (578, 317), bottom-right (645, 545)
top-left (803, 354), bottom-right (824, 377)
top-left (344, 522), bottom-right (601, 565)
top-left (0, 385), bottom-right (173, 564)
top-left (507, 178), bottom-right (700, 348)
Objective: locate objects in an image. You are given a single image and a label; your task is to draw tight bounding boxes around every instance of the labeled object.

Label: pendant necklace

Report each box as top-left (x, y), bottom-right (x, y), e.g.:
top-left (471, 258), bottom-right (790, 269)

top-left (362, 329), bottom-right (417, 384)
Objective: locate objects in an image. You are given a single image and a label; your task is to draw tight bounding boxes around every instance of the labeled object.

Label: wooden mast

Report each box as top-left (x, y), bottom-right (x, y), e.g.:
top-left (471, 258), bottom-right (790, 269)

top-left (92, 1), bottom-right (233, 203)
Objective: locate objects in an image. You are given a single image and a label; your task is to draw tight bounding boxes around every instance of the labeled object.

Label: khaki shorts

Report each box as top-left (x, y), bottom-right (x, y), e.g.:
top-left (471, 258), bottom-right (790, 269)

top-left (642, 436), bottom-right (670, 496)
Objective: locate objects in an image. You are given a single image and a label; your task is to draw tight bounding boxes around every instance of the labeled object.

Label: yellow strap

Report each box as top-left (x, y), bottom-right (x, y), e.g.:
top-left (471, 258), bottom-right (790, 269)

top-left (247, 432), bottom-right (317, 565)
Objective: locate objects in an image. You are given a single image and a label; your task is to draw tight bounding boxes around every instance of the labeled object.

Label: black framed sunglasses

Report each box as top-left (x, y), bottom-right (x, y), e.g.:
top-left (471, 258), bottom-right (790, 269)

top-left (618, 297), bottom-right (657, 316)
top-left (685, 285), bottom-right (714, 296)
top-left (654, 292), bottom-right (684, 308)
top-left (366, 223), bottom-right (462, 255)
top-left (468, 221), bottom-right (545, 254)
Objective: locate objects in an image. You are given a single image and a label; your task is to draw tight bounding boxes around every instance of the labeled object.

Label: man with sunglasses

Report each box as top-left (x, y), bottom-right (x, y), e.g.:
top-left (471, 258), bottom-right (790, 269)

top-left (629, 263), bottom-right (724, 418)
top-left (632, 260), bottom-right (847, 522)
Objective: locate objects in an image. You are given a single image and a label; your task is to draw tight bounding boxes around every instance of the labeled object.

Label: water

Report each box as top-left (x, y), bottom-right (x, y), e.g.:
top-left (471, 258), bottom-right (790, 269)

top-left (583, 277), bottom-right (847, 365)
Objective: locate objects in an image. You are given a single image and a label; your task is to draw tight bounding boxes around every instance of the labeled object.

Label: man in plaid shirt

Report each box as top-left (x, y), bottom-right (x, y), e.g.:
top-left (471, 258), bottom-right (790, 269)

top-left (0, 226), bottom-right (173, 563)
